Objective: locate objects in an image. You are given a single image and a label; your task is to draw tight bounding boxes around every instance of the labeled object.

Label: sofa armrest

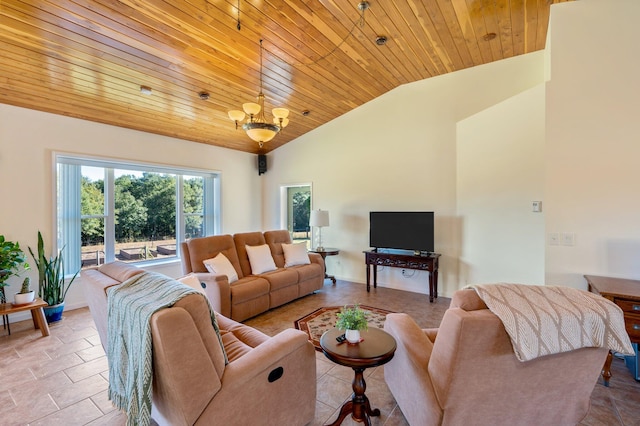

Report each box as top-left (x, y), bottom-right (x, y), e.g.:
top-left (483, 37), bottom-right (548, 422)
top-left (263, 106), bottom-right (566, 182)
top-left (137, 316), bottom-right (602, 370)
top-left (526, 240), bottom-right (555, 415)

top-left (221, 328), bottom-right (315, 389)
top-left (308, 252), bottom-right (324, 268)
top-left (192, 272), bottom-right (231, 317)
top-left (383, 313), bottom-right (442, 426)
top-left (384, 313), bottom-right (434, 367)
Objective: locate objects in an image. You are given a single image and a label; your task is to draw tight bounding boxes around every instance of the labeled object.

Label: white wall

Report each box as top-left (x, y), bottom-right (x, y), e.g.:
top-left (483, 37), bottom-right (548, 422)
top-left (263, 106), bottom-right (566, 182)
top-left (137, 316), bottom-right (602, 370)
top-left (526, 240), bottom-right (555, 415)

top-left (545, 0), bottom-right (640, 288)
top-left (457, 85), bottom-right (546, 286)
top-left (263, 52), bottom-right (546, 297)
top-left (0, 104), bottom-right (261, 315)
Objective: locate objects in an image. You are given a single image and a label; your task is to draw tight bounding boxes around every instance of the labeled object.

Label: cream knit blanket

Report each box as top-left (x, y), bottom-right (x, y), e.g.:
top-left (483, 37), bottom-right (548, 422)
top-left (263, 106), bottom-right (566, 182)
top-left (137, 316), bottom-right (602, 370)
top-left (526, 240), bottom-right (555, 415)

top-left (470, 283), bottom-right (634, 362)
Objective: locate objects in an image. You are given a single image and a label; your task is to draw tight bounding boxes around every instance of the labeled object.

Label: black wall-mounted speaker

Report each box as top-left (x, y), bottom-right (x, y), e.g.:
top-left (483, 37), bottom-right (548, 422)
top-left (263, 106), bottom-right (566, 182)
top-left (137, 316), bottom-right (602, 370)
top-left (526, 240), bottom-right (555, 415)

top-left (258, 154), bottom-right (267, 175)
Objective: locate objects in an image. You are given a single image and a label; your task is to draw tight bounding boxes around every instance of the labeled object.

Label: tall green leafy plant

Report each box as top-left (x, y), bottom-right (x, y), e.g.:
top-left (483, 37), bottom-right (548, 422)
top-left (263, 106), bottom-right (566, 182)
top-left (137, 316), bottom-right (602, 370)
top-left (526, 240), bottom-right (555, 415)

top-left (28, 231), bottom-right (79, 306)
top-left (0, 235), bottom-right (29, 303)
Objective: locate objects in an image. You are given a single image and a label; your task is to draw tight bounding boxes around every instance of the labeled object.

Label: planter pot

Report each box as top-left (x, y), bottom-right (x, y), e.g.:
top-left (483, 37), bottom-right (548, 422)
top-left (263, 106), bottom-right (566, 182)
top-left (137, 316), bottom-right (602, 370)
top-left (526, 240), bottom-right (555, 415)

top-left (44, 302), bottom-right (65, 323)
top-left (13, 291), bottom-right (35, 305)
top-left (345, 329), bottom-right (361, 344)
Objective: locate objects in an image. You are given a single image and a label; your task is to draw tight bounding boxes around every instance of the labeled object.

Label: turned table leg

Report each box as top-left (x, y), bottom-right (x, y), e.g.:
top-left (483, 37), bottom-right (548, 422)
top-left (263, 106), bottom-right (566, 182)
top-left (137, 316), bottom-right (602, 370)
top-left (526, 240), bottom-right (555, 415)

top-left (325, 367), bottom-right (380, 426)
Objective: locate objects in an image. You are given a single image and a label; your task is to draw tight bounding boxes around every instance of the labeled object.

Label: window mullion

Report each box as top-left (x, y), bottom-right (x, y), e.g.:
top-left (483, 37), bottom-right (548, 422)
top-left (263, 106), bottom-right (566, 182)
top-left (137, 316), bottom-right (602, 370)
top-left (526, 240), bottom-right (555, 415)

top-left (176, 175), bottom-right (184, 246)
top-left (104, 168), bottom-right (116, 262)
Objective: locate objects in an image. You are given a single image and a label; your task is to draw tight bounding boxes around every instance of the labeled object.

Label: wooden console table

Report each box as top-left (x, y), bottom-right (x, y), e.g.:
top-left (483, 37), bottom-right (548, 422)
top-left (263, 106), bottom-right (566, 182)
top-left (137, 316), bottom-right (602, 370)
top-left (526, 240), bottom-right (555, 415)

top-left (585, 275), bottom-right (640, 385)
top-left (364, 250), bottom-right (441, 302)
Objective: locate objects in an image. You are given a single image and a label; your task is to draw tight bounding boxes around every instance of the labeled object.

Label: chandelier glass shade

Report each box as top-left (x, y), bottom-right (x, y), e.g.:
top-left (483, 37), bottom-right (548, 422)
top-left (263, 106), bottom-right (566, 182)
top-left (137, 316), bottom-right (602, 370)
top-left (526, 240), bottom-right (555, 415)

top-left (228, 40), bottom-right (290, 148)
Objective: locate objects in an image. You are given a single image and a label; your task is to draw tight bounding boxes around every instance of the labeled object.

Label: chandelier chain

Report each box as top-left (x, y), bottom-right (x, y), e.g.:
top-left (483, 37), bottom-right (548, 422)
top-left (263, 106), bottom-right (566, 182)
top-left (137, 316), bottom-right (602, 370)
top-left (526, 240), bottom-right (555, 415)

top-left (259, 39), bottom-right (263, 93)
top-left (236, 0), bottom-right (241, 30)
top-left (233, 1), bottom-right (369, 68)
top-left (297, 2), bottom-right (368, 67)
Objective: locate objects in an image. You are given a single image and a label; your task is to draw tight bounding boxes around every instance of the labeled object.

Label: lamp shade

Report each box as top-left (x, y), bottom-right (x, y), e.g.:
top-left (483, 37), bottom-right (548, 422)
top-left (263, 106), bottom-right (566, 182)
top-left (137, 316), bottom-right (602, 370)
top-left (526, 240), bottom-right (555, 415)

top-left (309, 209), bottom-right (330, 227)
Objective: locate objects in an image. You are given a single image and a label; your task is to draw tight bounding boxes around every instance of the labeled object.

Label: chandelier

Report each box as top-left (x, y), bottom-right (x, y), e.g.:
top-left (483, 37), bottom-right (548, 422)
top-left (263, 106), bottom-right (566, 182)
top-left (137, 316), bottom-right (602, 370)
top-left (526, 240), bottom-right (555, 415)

top-left (228, 39), bottom-right (290, 148)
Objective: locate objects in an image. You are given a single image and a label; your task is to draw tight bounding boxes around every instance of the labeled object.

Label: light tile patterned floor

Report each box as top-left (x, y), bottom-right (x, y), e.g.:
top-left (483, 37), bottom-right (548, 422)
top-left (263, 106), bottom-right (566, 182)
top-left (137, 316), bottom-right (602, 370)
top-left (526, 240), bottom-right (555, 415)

top-left (1, 280), bottom-right (639, 425)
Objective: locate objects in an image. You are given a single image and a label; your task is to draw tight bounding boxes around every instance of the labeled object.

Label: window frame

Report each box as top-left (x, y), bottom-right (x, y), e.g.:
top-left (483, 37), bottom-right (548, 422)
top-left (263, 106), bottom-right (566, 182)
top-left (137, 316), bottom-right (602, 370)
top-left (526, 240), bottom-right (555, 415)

top-left (54, 153), bottom-right (221, 273)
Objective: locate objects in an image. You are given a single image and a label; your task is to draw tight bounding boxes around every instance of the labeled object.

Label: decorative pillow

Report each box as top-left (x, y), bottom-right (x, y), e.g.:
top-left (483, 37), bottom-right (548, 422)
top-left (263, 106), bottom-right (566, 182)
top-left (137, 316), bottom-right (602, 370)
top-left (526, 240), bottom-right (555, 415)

top-left (282, 242), bottom-right (311, 267)
top-left (245, 244), bottom-right (277, 274)
top-left (203, 253), bottom-right (239, 283)
top-left (178, 273), bottom-right (206, 295)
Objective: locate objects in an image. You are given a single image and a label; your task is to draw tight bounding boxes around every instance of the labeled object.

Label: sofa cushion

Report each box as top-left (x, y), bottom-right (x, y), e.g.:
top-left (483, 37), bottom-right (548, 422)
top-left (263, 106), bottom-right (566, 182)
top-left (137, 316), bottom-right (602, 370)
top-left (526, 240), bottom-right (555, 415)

top-left (290, 263), bottom-right (324, 282)
top-left (264, 229), bottom-right (292, 268)
top-left (230, 277), bottom-right (270, 304)
top-left (245, 244), bottom-right (277, 274)
top-left (282, 242), bottom-right (311, 267)
top-left (233, 232), bottom-right (266, 276)
top-left (203, 253), bottom-right (239, 283)
top-left (182, 235), bottom-right (244, 278)
top-left (221, 330), bottom-right (253, 362)
top-left (260, 268), bottom-right (299, 291)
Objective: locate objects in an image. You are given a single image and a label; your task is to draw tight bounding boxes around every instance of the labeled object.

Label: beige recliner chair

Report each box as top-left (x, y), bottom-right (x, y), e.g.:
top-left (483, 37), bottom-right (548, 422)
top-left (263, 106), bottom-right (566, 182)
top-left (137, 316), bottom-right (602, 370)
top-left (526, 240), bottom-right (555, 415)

top-left (84, 261), bottom-right (316, 426)
top-left (384, 289), bottom-right (609, 426)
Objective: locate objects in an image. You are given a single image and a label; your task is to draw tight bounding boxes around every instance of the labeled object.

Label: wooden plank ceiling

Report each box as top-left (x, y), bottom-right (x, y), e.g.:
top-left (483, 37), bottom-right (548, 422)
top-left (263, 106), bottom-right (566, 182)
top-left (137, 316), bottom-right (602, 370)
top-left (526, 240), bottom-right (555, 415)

top-left (0, 0), bottom-right (571, 154)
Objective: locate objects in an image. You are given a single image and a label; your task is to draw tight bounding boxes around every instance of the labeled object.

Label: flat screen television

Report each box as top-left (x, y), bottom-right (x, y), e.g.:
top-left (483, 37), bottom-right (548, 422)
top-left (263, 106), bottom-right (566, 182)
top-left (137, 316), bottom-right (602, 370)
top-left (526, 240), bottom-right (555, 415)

top-left (369, 211), bottom-right (434, 253)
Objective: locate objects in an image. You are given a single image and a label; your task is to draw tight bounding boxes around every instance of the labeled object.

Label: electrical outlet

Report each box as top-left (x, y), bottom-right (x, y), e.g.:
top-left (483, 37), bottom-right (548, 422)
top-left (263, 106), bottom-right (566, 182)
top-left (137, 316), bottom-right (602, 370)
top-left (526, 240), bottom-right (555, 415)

top-left (532, 201), bottom-right (542, 212)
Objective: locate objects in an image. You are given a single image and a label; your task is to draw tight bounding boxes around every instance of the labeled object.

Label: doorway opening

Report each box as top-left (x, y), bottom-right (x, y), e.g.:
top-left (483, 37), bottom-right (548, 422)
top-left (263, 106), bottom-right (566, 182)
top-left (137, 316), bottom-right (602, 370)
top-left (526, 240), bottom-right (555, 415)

top-left (280, 184), bottom-right (312, 248)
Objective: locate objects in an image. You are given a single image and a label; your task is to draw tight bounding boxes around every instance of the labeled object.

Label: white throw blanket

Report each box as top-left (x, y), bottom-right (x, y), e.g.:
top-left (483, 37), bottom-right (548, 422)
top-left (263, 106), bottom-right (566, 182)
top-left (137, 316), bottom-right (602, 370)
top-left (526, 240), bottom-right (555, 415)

top-left (107, 271), bottom-right (225, 426)
top-left (470, 283), bottom-right (634, 362)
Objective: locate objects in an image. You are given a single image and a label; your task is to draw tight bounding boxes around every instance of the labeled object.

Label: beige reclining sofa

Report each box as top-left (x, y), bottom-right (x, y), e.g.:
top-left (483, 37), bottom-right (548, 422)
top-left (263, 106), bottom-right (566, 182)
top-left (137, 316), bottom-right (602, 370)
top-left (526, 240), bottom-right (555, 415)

top-left (181, 230), bottom-right (325, 321)
top-left (84, 261), bottom-right (317, 426)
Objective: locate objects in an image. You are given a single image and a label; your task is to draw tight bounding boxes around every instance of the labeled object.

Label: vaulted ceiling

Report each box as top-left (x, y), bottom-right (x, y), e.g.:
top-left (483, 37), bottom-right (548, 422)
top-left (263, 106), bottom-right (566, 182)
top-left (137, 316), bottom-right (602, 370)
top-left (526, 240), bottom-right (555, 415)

top-left (0, 0), bottom-right (570, 154)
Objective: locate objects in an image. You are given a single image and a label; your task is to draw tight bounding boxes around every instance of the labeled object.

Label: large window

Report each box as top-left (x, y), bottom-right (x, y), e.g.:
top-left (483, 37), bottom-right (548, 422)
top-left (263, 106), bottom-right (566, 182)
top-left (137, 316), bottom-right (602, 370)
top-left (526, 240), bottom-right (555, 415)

top-left (56, 154), bottom-right (220, 272)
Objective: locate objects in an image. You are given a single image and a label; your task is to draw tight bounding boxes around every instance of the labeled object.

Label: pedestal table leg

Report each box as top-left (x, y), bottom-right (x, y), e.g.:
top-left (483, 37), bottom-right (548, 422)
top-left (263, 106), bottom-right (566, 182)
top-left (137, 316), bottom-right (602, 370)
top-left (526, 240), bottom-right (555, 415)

top-left (325, 367), bottom-right (379, 426)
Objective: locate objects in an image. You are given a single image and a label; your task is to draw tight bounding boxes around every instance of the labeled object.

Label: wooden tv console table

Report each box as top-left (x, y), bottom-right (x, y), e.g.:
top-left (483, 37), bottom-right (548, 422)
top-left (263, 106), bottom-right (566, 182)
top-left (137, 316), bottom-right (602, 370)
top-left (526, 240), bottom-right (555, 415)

top-left (364, 250), bottom-right (441, 302)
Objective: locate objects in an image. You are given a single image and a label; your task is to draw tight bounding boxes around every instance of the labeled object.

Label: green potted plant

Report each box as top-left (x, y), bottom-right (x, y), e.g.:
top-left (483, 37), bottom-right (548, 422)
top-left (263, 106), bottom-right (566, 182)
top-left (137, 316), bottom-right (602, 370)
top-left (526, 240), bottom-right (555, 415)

top-left (14, 277), bottom-right (35, 305)
top-left (0, 235), bottom-right (29, 303)
top-left (336, 304), bottom-right (368, 343)
top-left (28, 231), bottom-right (79, 322)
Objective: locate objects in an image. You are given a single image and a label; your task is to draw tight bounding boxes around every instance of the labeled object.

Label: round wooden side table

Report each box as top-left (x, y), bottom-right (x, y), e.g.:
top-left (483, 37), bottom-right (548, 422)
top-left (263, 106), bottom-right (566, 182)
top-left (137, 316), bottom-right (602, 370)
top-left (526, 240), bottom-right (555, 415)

top-left (309, 247), bottom-right (339, 284)
top-left (319, 327), bottom-right (397, 426)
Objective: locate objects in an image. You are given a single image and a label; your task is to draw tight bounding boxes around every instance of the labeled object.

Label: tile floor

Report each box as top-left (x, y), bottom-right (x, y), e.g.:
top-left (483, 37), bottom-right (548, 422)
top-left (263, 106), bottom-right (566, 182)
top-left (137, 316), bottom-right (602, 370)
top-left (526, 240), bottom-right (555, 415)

top-left (1, 280), bottom-right (639, 425)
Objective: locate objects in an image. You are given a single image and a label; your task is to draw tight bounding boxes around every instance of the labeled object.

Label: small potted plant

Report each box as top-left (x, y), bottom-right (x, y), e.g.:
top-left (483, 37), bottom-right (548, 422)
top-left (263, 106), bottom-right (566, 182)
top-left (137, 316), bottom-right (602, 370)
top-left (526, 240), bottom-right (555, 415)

top-left (0, 235), bottom-right (29, 303)
top-left (14, 277), bottom-right (35, 305)
top-left (336, 304), bottom-right (368, 344)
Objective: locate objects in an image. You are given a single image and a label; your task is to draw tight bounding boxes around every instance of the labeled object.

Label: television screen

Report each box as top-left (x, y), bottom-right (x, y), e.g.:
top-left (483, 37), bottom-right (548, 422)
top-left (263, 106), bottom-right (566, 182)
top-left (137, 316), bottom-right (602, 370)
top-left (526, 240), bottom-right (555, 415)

top-left (369, 211), bottom-right (434, 252)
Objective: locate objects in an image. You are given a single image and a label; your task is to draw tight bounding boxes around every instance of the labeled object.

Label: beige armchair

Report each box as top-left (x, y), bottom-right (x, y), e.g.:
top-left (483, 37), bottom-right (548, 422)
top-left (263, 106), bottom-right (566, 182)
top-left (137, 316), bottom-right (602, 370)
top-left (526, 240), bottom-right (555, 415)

top-left (83, 262), bottom-right (316, 426)
top-left (383, 289), bottom-right (608, 426)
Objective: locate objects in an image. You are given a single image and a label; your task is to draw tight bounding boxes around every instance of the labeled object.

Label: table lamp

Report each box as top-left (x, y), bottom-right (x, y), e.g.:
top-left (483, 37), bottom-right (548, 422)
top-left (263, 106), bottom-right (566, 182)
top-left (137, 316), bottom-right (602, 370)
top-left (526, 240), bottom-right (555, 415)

top-left (309, 209), bottom-right (329, 251)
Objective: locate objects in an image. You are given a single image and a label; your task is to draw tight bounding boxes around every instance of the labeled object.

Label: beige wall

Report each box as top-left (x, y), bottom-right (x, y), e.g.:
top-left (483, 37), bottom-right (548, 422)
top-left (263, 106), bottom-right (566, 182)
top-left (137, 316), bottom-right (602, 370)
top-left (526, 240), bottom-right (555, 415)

top-left (545, 0), bottom-right (640, 288)
top-left (263, 52), bottom-right (546, 297)
top-left (457, 85), bottom-right (545, 286)
top-left (0, 104), bottom-right (262, 312)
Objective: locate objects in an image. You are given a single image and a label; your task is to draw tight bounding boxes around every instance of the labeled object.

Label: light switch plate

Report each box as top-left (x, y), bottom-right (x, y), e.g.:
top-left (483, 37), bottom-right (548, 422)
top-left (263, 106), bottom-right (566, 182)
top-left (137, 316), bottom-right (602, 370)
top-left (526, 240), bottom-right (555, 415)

top-left (562, 232), bottom-right (575, 246)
